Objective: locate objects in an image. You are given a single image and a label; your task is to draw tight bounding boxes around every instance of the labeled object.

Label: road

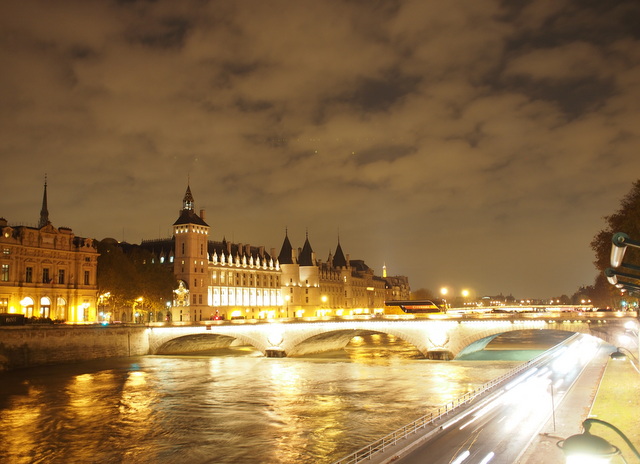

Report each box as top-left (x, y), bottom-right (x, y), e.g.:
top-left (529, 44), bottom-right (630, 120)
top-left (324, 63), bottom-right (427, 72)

top-left (395, 334), bottom-right (601, 464)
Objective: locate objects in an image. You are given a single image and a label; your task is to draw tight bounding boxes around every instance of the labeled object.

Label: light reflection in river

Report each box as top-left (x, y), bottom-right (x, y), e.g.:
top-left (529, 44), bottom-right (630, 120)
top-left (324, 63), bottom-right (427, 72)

top-left (0, 332), bottom-right (565, 464)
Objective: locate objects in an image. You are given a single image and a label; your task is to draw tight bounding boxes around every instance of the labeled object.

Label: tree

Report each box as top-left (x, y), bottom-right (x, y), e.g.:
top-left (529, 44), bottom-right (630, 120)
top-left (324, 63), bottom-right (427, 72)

top-left (410, 288), bottom-right (435, 300)
top-left (590, 180), bottom-right (640, 307)
top-left (128, 247), bottom-right (176, 316)
top-left (591, 180), bottom-right (640, 271)
top-left (97, 239), bottom-right (177, 322)
top-left (97, 239), bottom-right (138, 312)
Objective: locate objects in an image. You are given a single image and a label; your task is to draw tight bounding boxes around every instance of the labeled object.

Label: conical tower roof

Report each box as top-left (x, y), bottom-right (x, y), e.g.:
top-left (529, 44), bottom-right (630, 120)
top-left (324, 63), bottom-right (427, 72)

top-left (333, 240), bottom-right (347, 268)
top-left (173, 184), bottom-right (208, 226)
top-left (298, 233), bottom-right (314, 266)
top-left (277, 230), bottom-right (294, 264)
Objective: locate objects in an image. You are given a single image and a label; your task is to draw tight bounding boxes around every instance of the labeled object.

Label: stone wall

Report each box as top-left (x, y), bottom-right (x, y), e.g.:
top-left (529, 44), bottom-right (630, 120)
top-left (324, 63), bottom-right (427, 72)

top-left (0, 325), bottom-right (149, 371)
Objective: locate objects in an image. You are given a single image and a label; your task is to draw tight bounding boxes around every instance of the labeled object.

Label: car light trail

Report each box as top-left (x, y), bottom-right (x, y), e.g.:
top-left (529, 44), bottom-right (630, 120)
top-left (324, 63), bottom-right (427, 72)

top-left (451, 450), bottom-right (470, 464)
top-left (479, 451), bottom-right (495, 464)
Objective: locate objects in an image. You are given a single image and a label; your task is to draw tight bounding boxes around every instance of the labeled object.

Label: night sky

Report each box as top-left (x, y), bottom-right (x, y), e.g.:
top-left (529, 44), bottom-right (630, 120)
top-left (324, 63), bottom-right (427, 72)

top-left (2, 0), bottom-right (640, 299)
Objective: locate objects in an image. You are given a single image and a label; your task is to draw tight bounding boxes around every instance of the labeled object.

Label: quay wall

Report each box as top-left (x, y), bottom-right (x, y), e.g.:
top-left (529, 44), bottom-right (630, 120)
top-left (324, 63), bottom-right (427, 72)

top-left (0, 325), bottom-right (149, 372)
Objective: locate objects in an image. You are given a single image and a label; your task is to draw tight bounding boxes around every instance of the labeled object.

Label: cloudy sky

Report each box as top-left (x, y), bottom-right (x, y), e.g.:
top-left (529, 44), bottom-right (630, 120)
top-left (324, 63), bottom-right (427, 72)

top-left (1, 0), bottom-right (640, 299)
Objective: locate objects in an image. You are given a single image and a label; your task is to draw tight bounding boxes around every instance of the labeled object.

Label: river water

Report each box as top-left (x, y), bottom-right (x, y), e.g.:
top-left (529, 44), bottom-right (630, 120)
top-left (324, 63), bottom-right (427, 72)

top-left (0, 331), bottom-right (570, 464)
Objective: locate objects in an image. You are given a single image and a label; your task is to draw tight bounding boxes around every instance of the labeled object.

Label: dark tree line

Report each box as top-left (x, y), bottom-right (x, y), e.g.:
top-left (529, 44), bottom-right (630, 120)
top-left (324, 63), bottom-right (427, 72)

top-left (97, 239), bottom-right (177, 320)
top-left (589, 180), bottom-right (640, 308)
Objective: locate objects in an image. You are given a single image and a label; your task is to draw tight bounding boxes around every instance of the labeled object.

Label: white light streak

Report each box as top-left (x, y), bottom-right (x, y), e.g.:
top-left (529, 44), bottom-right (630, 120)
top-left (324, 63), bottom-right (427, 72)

top-left (479, 451), bottom-right (495, 464)
top-left (451, 450), bottom-right (470, 464)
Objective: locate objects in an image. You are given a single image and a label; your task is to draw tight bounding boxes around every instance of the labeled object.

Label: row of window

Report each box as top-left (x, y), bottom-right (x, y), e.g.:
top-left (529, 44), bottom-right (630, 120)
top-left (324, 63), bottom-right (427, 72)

top-left (211, 270), bottom-right (280, 288)
top-left (0, 264), bottom-right (91, 285)
top-left (211, 287), bottom-right (280, 307)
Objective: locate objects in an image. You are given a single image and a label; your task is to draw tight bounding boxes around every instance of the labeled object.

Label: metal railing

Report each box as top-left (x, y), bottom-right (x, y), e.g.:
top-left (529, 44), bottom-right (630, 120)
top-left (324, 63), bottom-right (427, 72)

top-left (331, 334), bottom-right (580, 464)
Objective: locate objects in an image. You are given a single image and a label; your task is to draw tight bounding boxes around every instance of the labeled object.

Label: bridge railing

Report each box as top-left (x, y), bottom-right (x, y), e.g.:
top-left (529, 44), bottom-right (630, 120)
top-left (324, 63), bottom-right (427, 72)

top-left (331, 333), bottom-right (581, 464)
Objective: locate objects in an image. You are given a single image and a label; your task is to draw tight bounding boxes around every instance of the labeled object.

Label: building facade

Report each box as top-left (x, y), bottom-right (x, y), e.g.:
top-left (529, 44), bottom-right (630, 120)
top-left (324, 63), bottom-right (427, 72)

top-left (140, 185), bottom-right (409, 321)
top-left (0, 182), bottom-right (99, 322)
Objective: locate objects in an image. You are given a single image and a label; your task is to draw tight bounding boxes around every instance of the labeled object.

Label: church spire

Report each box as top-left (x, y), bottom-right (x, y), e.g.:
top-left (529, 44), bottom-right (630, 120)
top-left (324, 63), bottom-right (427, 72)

top-left (183, 184), bottom-right (194, 211)
top-left (38, 175), bottom-right (50, 228)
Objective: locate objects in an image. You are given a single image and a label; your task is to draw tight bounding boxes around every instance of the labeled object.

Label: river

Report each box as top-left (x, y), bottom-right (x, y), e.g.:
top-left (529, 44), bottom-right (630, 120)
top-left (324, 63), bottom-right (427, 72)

top-left (0, 330), bottom-right (571, 464)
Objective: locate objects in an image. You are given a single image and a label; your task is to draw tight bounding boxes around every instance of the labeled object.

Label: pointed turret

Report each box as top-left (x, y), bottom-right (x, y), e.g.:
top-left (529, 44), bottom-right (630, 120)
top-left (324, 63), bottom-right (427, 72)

top-left (183, 185), bottom-right (194, 211)
top-left (333, 240), bottom-right (347, 268)
top-left (174, 184), bottom-right (208, 227)
top-left (38, 176), bottom-right (50, 229)
top-left (277, 229), bottom-right (295, 264)
top-left (298, 230), bottom-right (315, 266)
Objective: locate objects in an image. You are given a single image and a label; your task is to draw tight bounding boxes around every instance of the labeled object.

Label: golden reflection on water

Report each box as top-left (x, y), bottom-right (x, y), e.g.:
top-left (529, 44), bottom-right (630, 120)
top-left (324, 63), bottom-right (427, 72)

top-left (67, 373), bottom-right (95, 415)
top-left (0, 332), bottom-right (552, 464)
top-left (1, 382), bottom-right (45, 463)
top-left (266, 360), bottom-right (352, 463)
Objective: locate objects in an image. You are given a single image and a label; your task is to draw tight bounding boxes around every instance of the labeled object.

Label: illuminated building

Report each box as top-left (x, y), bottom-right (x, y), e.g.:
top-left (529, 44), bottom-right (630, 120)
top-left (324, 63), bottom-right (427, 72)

top-left (140, 185), bottom-right (408, 320)
top-left (0, 180), bottom-right (98, 322)
top-left (384, 274), bottom-right (411, 302)
top-left (141, 185), bottom-right (281, 322)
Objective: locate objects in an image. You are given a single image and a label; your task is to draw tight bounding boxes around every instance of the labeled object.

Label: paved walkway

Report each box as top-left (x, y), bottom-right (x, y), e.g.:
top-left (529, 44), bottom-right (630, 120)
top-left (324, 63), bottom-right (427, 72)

top-left (516, 346), bottom-right (611, 464)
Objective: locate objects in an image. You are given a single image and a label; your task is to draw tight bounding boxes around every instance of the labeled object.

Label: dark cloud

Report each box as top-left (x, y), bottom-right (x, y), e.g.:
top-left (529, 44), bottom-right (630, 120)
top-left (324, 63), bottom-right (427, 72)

top-left (1, 0), bottom-right (640, 298)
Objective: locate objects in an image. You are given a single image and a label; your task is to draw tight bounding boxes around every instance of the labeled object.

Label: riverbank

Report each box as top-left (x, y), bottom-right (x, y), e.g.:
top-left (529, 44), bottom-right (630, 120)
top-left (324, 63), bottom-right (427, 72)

top-left (0, 325), bottom-right (149, 371)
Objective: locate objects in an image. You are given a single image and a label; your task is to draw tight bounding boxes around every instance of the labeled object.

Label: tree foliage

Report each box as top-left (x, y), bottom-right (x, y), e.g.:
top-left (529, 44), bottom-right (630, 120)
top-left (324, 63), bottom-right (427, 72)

top-left (410, 288), bottom-right (435, 300)
top-left (591, 180), bottom-right (640, 271)
top-left (97, 240), bottom-right (177, 316)
top-left (590, 180), bottom-right (640, 307)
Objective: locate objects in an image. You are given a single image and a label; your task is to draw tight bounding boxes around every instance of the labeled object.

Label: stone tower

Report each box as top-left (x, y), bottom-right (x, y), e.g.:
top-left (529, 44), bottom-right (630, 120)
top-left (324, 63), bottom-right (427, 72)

top-left (173, 185), bottom-right (210, 321)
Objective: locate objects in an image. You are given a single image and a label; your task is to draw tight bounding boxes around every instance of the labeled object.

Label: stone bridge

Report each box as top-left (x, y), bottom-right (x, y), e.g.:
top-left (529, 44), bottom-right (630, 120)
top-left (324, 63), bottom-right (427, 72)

top-left (147, 312), bottom-right (638, 360)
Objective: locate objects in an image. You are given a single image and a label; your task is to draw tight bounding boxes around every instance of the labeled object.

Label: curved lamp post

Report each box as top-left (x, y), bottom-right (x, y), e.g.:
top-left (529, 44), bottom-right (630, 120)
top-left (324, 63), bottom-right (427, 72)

top-left (611, 233), bottom-right (640, 268)
top-left (557, 418), bottom-right (640, 463)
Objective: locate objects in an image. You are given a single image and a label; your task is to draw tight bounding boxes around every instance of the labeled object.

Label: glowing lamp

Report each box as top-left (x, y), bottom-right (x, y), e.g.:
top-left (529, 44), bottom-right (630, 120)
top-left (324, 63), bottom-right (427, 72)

top-left (558, 432), bottom-right (618, 463)
top-left (610, 232), bottom-right (640, 267)
top-left (557, 419), bottom-right (639, 463)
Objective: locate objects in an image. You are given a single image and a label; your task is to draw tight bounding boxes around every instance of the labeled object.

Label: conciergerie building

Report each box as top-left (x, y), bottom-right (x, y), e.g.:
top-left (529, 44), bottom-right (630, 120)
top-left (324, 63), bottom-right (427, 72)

top-left (140, 185), bottom-right (411, 322)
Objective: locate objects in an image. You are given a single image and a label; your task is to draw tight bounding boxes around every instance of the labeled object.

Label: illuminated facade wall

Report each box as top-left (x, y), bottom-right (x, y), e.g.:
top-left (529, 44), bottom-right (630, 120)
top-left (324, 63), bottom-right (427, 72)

top-left (0, 220), bottom-right (98, 322)
top-left (208, 254), bottom-right (281, 320)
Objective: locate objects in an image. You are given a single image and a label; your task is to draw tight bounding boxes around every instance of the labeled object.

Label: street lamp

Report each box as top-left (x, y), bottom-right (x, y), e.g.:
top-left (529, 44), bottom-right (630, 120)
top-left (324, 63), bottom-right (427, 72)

top-left (440, 287), bottom-right (448, 310)
top-left (461, 289), bottom-right (470, 307)
top-left (610, 233), bottom-right (640, 268)
top-left (557, 418), bottom-right (640, 463)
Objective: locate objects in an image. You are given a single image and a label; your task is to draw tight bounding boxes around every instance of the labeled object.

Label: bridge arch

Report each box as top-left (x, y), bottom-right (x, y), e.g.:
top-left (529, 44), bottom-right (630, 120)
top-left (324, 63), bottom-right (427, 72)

top-left (450, 320), bottom-right (597, 359)
top-left (283, 328), bottom-right (424, 357)
top-left (148, 327), bottom-right (267, 355)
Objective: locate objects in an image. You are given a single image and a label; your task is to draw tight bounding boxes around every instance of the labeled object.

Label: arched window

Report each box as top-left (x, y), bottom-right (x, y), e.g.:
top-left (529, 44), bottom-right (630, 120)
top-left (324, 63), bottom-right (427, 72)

top-left (40, 296), bottom-right (51, 318)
